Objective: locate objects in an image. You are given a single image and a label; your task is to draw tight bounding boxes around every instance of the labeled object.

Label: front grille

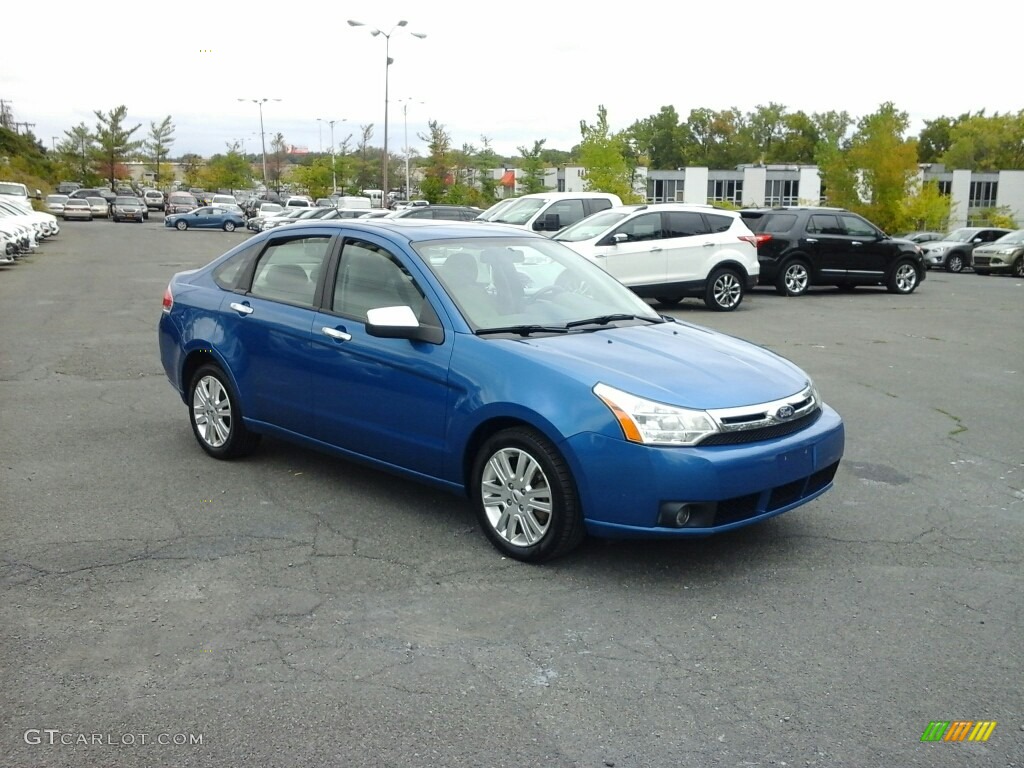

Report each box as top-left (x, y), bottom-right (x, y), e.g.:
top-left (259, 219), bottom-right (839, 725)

top-left (702, 459), bottom-right (841, 527)
top-left (700, 408), bottom-right (821, 446)
top-left (972, 256), bottom-right (991, 266)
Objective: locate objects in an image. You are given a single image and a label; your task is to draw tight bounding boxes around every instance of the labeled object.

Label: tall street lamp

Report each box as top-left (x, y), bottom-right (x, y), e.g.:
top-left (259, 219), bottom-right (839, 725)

top-left (327, 119), bottom-right (347, 193)
top-left (316, 118), bottom-right (323, 154)
top-left (347, 19), bottom-right (426, 197)
top-left (237, 97), bottom-right (281, 188)
top-left (397, 98), bottom-right (424, 200)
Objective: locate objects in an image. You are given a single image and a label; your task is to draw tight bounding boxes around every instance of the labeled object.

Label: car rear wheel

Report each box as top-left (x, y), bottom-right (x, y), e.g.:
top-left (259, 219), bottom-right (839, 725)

top-left (775, 260), bottom-right (810, 296)
top-left (655, 296), bottom-right (682, 306)
top-left (705, 267), bottom-right (744, 311)
top-left (471, 427), bottom-right (585, 562)
top-left (887, 260), bottom-right (919, 294)
top-left (176, 220), bottom-right (188, 231)
top-left (223, 221), bottom-right (236, 232)
top-left (946, 252), bottom-right (965, 273)
top-left (188, 364), bottom-right (260, 459)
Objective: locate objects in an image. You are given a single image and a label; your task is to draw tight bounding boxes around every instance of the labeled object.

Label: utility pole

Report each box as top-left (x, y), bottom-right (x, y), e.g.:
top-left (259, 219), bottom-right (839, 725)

top-left (12, 121), bottom-right (36, 135)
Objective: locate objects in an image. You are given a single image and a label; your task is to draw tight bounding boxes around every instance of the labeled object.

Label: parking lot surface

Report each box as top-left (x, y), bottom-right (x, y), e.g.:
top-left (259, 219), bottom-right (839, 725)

top-left (1, 220), bottom-right (1021, 767)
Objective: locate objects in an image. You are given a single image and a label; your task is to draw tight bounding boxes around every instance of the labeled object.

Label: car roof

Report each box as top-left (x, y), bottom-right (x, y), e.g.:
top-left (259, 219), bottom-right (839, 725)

top-left (261, 218), bottom-right (542, 243)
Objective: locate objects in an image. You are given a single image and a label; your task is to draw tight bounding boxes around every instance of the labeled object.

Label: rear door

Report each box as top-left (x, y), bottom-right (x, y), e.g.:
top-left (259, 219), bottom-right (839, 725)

top-left (804, 213), bottom-right (848, 278)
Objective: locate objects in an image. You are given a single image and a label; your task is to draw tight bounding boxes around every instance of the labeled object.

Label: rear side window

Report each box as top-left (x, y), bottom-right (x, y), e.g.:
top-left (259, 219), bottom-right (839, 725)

top-left (754, 214), bottom-right (798, 234)
top-left (250, 236), bottom-right (333, 307)
top-left (704, 213), bottom-right (735, 233)
top-left (664, 211), bottom-right (710, 238)
top-left (589, 198), bottom-right (613, 215)
top-left (213, 242), bottom-right (261, 291)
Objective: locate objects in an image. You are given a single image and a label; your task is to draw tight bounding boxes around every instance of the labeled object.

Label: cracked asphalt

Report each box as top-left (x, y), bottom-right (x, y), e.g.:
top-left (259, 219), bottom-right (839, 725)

top-left (1, 219), bottom-right (1021, 767)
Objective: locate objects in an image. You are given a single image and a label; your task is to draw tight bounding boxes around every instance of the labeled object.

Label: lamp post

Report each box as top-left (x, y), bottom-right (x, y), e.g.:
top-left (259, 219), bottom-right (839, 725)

top-left (347, 19), bottom-right (426, 197)
top-left (397, 99), bottom-right (424, 200)
top-left (237, 97), bottom-right (281, 189)
top-left (316, 118), bottom-right (323, 154)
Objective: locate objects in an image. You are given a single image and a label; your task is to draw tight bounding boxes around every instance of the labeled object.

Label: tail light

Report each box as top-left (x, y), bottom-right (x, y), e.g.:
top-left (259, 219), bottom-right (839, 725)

top-left (162, 284), bottom-right (173, 313)
top-left (753, 233), bottom-right (773, 248)
top-left (738, 234), bottom-right (757, 246)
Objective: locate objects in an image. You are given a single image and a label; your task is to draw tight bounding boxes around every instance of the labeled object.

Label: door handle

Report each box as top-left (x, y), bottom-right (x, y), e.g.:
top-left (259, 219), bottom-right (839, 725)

top-left (321, 327), bottom-right (352, 342)
top-left (804, 238), bottom-right (818, 244)
top-left (852, 241), bottom-right (863, 246)
top-left (229, 302), bottom-right (254, 315)
top-left (702, 242), bottom-right (716, 247)
top-left (650, 247), bottom-right (662, 252)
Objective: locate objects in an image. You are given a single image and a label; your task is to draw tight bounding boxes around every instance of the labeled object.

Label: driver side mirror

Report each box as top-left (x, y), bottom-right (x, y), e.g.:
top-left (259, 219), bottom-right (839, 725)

top-left (534, 213), bottom-right (561, 232)
top-left (366, 305), bottom-right (443, 345)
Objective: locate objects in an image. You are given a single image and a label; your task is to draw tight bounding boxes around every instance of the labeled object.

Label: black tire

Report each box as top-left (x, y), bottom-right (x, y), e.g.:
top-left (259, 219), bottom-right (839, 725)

top-left (655, 296), bottom-right (683, 306)
top-left (223, 221), bottom-right (236, 232)
top-left (946, 252), bottom-right (965, 273)
top-left (471, 427), bottom-right (585, 563)
top-left (775, 259), bottom-right (810, 296)
top-left (176, 220), bottom-right (188, 231)
top-left (187, 364), bottom-right (261, 459)
top-left (887, 260), bottom-right (920, 294)
top-left (704, 267), bottom-right (744, 311)
top-left (1013, 257), bottom-right (1024, 278)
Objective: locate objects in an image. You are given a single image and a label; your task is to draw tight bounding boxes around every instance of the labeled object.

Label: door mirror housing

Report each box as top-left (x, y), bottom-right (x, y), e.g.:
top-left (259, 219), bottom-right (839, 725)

top-left (366, 305), bottom-right (444, 344)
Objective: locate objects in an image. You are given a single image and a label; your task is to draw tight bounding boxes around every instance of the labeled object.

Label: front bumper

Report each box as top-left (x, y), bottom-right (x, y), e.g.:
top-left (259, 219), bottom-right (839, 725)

top-left (565, 404), bottom-right (845, 537)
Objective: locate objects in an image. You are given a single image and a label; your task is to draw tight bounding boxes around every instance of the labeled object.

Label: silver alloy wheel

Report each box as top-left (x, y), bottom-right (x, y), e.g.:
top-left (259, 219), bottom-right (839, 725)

top-left (480, 447), bottom-right (553, 548)
top-left (713, 272), bottom-right (742, 309)
top-left (894, 263), bottom-right (918, 292)
top-left (784, 263), bottom-right (809, 294)
top-left (947, 253), bottom-right (963, 272)
top-left (192, 375), bottom-right (232, 448)
top-left (1013, 257), bottom-right (1024, 278)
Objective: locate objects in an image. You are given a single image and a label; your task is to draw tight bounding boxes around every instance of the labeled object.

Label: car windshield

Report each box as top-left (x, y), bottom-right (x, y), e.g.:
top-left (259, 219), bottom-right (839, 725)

top-left (488, 198), bottom-right (547, 225)
top-left (87, 198), bottom-right (105, 205)
top-left (66, 200), bottom-right (87, 207)
top-left (171, 195), bottom-right (197, 205)
top-left (0, 183), bottom-right (27, 196)
top-left (115, 197), bottom-right (138, 204)
top-left (944, 228), bottom-right (980, 243)
top-left (993, 229), bottom-right (1024, 245)
top-left (414, 237), bottom-right (663, 334)
top-left (260, 205), bottom-right (283, 214)
top-left (554, 211), bottom-right (630, 242)
top-left (47, 196), bottom-right (68, 204)
top-left (476, 199), bottom-right (518, 221)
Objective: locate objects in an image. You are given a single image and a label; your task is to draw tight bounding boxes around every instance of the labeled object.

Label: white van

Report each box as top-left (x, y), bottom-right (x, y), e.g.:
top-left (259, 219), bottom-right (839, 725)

top-left (477, 191), bottom-right (622, 233)
top-left (335, 196), bottom-right (372, 210)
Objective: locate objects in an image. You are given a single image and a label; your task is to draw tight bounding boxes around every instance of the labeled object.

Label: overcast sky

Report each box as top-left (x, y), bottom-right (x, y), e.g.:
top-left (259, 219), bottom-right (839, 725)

top-left (4, 1), bottom-right (1023, 161)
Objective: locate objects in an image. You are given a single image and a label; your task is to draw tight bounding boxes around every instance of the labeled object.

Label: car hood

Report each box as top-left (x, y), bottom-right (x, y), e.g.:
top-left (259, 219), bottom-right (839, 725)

top-left (920, 239), bottom-right (969, 249)
top-left (495, 320), bottom-right (810, 410)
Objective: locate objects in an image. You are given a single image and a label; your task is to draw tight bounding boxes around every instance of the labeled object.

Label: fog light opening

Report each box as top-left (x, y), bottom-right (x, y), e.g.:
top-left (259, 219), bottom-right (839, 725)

top-left (675, 504), bottom-right (692, 527)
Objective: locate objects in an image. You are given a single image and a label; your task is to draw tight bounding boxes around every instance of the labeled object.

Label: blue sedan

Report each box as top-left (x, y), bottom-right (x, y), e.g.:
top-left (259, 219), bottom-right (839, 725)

top-left (164, 206), bottom-right (245, 232)
top-left (158, 220), bottom-right (844, 562)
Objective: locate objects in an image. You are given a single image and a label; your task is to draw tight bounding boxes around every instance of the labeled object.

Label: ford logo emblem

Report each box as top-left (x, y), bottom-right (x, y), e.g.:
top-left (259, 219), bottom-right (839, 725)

top-left (775, 405), bottom-right (795, 420)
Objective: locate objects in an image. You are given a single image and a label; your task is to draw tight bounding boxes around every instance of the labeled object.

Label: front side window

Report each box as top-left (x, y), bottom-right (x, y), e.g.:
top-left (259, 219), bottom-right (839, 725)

top-left (332, 240), bottom-right (426, 321)
top-left (546, 199), bottom-right (586, 227)
top-left (839, 214), bottom-right (876, 238)
top-left (249, 236), bottom-right (332, 307)
top-left (612, 213), bottom-right (662, 242)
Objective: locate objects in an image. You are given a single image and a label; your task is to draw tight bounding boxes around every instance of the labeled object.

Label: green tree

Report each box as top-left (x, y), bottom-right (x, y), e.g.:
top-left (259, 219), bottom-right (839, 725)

top-left (354, 124), bottom-right (378, 192)
top-left (205, 143), bottom-right (251, 191)
top-left (917, 115), bottom-right (960, 163)
top-left (56, 123), bottom-right (98, 184)
top-left (146, 116), bottom-right (175, 185)
top-left (898, 180), bottom-right (953, 232)
top-left (93, 105), bottom-right (143, 190)
top-left (577, 106), bottom-right (642, 203)
top-left (180, 153), bottom-right (204, 188)
top-left (941, 110), bottom-right (1024, 170)
top-left (418, 120), bottom-right (452, 203)
top-left (268, 132), bottom-right (288, 190)
top-left (739, 103), bottom-right (789, 164)
top-left (772, 111), bottom-right (820, 164)
top-left (627, 105), bottom-right (686, 170)
top-left (517, 139), bottom-right (548, 194)
top-left (290, 158), bottom-right (334, 200)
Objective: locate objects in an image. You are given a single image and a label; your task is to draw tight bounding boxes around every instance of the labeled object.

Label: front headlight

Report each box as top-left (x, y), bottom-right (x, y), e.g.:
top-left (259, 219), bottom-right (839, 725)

top-left (929, 245), bottom-right (947, 254)
top-left (593, 383), bottom-right (719, 446)
top-left (997, 247), bottom-right (1019, 255)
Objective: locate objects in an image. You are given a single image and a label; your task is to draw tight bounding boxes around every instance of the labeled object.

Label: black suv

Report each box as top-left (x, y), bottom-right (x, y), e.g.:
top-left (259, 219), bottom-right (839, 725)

top-left (741, 207), bottom-right (926, 296)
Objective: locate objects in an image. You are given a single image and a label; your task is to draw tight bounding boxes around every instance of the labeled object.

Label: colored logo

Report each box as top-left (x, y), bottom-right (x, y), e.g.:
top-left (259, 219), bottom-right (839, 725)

top-left (921, 721), bottom-right (997, 742)
top-left (775, 405), bottom-right (795, 420)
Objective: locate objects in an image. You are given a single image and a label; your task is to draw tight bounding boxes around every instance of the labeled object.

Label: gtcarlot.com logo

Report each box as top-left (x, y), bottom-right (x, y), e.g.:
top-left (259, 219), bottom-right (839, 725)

top-left (24, 729), bottom-right (204, 746)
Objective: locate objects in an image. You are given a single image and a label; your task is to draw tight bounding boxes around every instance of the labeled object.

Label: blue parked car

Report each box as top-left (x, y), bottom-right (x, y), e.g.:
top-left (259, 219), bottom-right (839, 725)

top-left (164, 206), bottom-right (245, 232)
top-left (158, 220), bottom-right (844, 562)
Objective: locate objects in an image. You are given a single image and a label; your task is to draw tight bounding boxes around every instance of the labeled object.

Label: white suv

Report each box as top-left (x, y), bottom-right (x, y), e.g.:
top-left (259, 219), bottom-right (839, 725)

top-left (553, 204), bottom-right (759, 311)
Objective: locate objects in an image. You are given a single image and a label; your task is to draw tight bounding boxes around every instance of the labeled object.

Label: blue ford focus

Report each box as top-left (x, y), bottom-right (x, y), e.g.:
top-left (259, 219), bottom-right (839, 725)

top-left (159, 220), bottom-right (844, 562)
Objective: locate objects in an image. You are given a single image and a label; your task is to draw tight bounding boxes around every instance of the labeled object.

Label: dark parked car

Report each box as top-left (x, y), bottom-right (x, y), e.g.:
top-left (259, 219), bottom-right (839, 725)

top-left (111, 196), bottom-right (147, 223)
top-left (970, 229), bottom-right (1024, 277)
top-left (741, 207), bottom-right (927, 296)
top-left (917, 227), bottom-right (1013, 273)
top-left (897, 231), bottom-right (945, 244)
top-left (164, 206), bottom-right (245, 232)
top-left (158, 220), bottom-right (844, 562)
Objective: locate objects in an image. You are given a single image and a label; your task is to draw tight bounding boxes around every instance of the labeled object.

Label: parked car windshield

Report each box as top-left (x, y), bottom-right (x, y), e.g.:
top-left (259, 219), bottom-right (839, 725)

top-left (993, 229), bottom-right (1024, 245)
top-left (944, 228), bottom-right (981, 242)
top-left (489, 198), bottom-right (547, 225)
top-left (413, 237), bottom-right (662, 333)
top-left (46, 195), bottom-right (68, 204)
top-left (554, 211), bottom-right (630, 242)
top-left (115, 196), bottom-right (139, 205)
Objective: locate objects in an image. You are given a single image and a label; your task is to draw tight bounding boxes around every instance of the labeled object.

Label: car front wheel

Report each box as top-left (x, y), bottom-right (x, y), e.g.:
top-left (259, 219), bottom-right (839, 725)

top-left (887, 260), bottom-right (919, 294)
top-left (775, 260), bottom-right (810, 296)
top-left (223, 221), bottom-right (236, 232)
top-left (946, 252), bottom-right (965, 272)
top-left (471, 427), bottom-right (585, 562)
top-left (188, 364), bottom-right (260, 459)
top-left (705, 267), bottom-right (744, 311)
top-left (176, 220), bottom-right (188, 231)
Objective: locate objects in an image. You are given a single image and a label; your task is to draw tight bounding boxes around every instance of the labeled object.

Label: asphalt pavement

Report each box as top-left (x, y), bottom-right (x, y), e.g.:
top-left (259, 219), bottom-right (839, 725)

top-left (1, 217), bottom-right (1021, 767)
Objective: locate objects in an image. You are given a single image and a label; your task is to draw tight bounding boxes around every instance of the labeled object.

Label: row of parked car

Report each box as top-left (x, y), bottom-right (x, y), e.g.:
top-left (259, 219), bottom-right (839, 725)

top-left (0, 182), bottom-right (62, 264)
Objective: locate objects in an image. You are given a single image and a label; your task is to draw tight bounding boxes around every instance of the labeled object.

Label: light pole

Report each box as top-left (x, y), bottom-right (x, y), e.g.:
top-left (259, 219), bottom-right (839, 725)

top-left (397, 99), bottom-right (424, 200)
top-left (347, 19), bottom-right (426, 197)
top-left (316, 118), bottom-right (323, 154)
top-left (237, 97), bottom-right (281, 189)
top-left (327, 119), bottom-right (346, 193)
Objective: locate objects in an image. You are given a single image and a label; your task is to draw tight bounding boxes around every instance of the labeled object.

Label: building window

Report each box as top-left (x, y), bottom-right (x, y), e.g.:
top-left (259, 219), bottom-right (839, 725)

top-left (936, 180), bottom-right (952, 196)
top-left (557, 178), bottom-right (565, 192)
top-left (647, 179), bottom-right (683, 203)
top-left (765, 179), bottom-right (799, 206)
top-left (708, 179), bottom-right (743, 204)
top-left (969, 180), bottom-right (997, 208)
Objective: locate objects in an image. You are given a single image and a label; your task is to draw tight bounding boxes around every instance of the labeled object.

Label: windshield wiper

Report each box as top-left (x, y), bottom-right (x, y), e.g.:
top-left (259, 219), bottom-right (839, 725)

top-left (564, 314), bottom-right (660, 328)
top-left (475, 324), bottom-right (570, 337)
